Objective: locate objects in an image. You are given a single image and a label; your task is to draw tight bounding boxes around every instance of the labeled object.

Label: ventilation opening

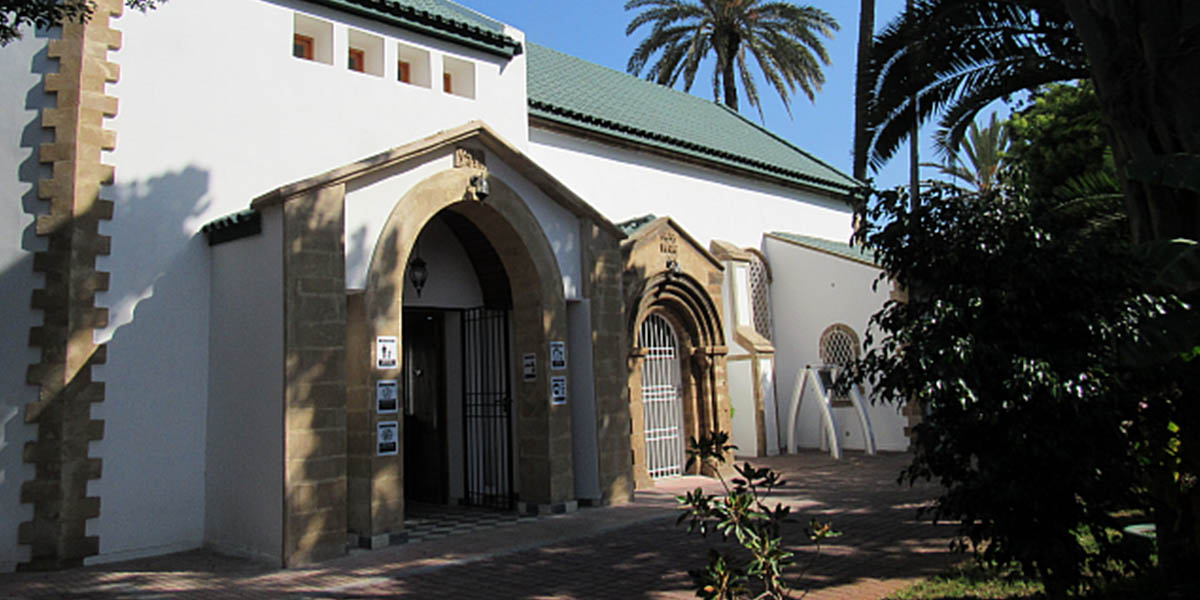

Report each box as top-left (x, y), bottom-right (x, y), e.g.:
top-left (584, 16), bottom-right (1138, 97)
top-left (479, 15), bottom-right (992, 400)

top-left (293, 13), bottom-right (332, 65)
top-left (348, 29), bottom-right (384, 76)
top-left (442, 56), bottom-right (475, 99)
top-left (397, 43), bottom-right (431, 87)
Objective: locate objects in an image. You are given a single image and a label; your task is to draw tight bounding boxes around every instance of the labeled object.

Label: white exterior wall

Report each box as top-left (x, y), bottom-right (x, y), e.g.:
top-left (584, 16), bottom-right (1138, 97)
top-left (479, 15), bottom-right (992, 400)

top-left (528, 128), bottom-right (854, 249)
top-left (399, 216), bottom-right (485, 309)
top-left (0, 31), bottom-right (55, 572)
top-left (765, 237), bottom-right (909, 453)
top-left (567, 300), bottom-right (600, 501)
top-left (205, 210), bottom-right (285, 563)
top-left (0, 0), bottom-right (530, 565)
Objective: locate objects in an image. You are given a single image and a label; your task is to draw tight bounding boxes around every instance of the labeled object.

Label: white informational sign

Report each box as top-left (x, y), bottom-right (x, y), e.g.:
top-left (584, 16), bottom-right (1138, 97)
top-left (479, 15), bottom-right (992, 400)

top-left (377, 421), bottom-right (398, 456)
top-left (549, 341), bottom-right (567, 371)
top-left (522, 353), bottom-right (536, 382)
top-left (376, 379), bottom-right (398, 414)
top-left (550, 375), bottom-right (567, 405)
top-left (376, 336), bottom-right (398, 369)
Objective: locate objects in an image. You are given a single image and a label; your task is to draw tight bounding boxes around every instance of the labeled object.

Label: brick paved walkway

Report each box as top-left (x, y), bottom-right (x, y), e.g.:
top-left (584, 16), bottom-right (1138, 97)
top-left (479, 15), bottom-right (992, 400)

top-left (0, 451), bottom-right (958, 599)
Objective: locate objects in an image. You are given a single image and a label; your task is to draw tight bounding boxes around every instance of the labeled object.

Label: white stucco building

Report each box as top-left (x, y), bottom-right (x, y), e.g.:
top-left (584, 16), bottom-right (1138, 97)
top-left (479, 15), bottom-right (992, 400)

top-left (0, 0), bottom-right (905, 571)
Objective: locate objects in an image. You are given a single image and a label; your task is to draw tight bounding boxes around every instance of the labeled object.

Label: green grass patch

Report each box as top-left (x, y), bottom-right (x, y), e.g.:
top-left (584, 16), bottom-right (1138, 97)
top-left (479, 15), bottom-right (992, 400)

top-left (886, 562), bottom-right (1042, 599)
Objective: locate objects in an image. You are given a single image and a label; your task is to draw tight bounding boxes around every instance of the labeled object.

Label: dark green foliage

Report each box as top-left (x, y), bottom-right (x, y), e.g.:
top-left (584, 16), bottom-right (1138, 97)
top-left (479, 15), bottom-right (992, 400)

top-left (849, 183), bottom-right (1199, 595)
top-left (1, 1), bottom-right (165, 46)
top-left (1006, 82), bottom-right (1110, 200)
top-left (677, 431), bottom-right (838, 599)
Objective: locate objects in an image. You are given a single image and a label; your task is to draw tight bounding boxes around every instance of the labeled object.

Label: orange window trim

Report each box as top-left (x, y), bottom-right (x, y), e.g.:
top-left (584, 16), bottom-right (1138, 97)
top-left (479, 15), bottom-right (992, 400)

top-left (443, 72), bottom-right (452, 93)
top-left (349, 48), bottom-right (365, 72)
top-left (398, 61), bottom-right (411, 83)
top-left (293, 34), bottom-right (314, 60)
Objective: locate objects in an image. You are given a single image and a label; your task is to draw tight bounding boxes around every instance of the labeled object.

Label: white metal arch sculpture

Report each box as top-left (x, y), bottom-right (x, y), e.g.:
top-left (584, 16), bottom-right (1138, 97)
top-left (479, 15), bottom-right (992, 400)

top-left (786, 324), bottom-right (877, 458)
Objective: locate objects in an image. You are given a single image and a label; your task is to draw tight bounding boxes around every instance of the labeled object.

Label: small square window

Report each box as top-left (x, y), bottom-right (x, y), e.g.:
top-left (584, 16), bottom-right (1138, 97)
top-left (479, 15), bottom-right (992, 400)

top-left (293, 34), bottom-right (314, 60)
top-left (396, 43), bottom-right (431, 87)
top-left (442, 55), bottom-right (475, 99)
top-left (349, 48), bottom-right (365, 72)
top-left (347, 28), bottom-right (384, 76)
top-left (293, 13), bottom-right (333, 65)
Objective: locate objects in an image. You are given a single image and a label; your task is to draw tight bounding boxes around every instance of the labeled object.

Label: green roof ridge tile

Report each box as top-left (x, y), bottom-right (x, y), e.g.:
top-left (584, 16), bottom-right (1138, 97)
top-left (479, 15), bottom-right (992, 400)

top-left (768, 231), bottom-right (877, 266)
top-left (305, 0), bottom-right (522, 58)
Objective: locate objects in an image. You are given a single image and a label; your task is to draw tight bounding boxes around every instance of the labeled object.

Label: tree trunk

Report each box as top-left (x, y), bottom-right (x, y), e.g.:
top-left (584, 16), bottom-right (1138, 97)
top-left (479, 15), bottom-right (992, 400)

top-left (1061, 0), bottom-right (1200, 244)
top-left (1060, 2), bottom-right (1200, 591)
top-left (852, 0), bottom-right (876, 182)
top-left (720, 34), bottom-right (740, 111)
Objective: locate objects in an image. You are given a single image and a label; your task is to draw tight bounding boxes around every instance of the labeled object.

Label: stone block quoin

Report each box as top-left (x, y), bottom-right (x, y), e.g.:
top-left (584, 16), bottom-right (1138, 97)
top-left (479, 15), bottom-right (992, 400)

top-left (20, 0), bottom-right (124, 571)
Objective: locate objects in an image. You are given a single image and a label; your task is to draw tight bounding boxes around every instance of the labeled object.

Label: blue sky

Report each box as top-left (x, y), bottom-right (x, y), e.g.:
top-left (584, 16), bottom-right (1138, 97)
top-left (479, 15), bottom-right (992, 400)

top-left (462, 0), bottom-right (1005, 189)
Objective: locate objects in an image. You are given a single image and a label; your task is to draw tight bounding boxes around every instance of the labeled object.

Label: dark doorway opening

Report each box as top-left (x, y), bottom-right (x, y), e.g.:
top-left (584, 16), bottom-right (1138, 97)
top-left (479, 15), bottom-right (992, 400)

top-left (404, 309), bottom-right (447, 504)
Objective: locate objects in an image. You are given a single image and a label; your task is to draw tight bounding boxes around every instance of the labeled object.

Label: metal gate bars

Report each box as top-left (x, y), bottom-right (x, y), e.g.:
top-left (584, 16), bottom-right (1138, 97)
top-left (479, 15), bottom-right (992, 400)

top-left (639, 313), bottom-right (685, 479)
top-left (461, 307), bottom-right (514, 509)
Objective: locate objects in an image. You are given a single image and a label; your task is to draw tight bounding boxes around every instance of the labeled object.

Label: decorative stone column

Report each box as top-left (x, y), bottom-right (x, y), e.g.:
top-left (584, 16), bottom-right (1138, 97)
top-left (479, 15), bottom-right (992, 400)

top-left (21, 0), bottom-right (123, 571)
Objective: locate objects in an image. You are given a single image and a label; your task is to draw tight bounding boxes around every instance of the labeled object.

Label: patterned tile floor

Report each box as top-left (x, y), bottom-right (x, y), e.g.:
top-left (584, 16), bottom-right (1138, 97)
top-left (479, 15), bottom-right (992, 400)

top-left (399, 503), bottom-right (541, 544)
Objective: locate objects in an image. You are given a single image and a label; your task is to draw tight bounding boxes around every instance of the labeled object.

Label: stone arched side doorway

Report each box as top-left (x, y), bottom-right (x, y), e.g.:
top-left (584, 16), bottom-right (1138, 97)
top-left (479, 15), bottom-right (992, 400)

top-left (354, 168), bottom-right (572, 541)
top-left (621, 218), bottom-right (729, 489)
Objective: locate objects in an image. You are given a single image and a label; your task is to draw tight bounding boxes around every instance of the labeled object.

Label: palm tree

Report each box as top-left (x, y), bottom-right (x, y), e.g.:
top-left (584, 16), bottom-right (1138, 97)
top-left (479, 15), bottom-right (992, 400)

top-left (859, 0), bottom-right (1086, 174)
top-left (851, 0), bottom-right (875, 182)
top-left (860, 0), bottom-right (1198, 244)
top-left (921, 111), bottom-right (1009, 193)
top-left (624, 0), bottom-right (838, 117)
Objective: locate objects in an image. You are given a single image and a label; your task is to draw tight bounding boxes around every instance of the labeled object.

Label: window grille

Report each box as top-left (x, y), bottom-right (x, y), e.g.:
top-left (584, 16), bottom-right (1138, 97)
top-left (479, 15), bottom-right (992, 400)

top-left (819, 324), bottom-right (860, 405)
top-left (748, 253), bottom-right (773, 341)
top-left (819, 324), bottom-right (860, 367)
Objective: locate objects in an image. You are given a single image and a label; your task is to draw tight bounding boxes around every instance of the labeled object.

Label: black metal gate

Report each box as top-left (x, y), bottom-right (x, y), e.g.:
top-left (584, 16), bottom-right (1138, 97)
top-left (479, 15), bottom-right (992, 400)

top-left (461, 307), bottom-right (514, 509)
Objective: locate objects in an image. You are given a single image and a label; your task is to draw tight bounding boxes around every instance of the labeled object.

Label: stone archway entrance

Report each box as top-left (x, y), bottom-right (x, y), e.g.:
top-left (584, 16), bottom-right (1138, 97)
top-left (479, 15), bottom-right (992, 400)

top-left (622, 217), bottom-right (730, 489)
top-left (255, 122), bottom-right (631, 565)
top-left (353, 168), bottom-right (572, 543)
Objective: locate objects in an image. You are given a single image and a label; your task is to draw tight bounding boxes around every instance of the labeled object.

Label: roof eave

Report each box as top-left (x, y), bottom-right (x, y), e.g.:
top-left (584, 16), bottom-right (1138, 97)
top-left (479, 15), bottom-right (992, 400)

top-left (764, 232), bottom-right (879, 268)
top-left (304, 0), bottom-right (523, 59)
top-left (529, 109), bottom-right (858, 203)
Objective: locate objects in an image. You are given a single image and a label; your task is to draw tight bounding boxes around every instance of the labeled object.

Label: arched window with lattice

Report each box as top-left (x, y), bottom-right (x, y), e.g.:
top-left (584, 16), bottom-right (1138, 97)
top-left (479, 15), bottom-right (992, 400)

top-left (747, 251), bottom-right (773, 342)
top-left (818, 324), bottom-right (860, 405)
top-left (819, 324), bottom-right (860, 367)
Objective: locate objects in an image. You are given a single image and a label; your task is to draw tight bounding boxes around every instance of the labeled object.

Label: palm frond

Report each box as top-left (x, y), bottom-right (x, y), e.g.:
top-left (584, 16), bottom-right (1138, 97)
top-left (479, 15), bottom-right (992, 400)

top-left (861, 0), bottom-right (1087, 173)
top-left (625, 0), bottom-right (837, 114)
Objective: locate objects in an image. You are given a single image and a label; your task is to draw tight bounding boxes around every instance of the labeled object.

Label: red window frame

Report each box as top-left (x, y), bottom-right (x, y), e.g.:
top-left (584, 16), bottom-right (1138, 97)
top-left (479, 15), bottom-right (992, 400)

top-left (348, 48), bottom-right (365, 72)
top-left (293, 34), bottom-right (314, 60)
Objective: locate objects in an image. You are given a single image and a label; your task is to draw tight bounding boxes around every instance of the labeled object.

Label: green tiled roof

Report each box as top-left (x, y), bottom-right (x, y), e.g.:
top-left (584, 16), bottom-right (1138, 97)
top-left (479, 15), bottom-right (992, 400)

top-left (616, 214), bottom-right (658, 236)
top-left (526, 43), bottom-right (861, 196)
top-left (768, 232), bottom-right (877, 266)
top-left (305, 0), bottom-right (521, 58)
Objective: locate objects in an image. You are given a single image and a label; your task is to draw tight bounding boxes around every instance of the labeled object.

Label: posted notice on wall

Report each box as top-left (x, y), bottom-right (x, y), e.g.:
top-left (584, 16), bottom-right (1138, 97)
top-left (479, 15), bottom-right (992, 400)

top-left (376, 379), bottom-right (398, 414)
top-left (549, 341), bottom-right (567, 370)
top-left (522, 353), bottom-right (537, 382)
top-left (377, 421), bottom-right (398, 456)
top-left (376, 336), bottom-right (398, 369)
top-left (550, 375), bottom-right (567, 405)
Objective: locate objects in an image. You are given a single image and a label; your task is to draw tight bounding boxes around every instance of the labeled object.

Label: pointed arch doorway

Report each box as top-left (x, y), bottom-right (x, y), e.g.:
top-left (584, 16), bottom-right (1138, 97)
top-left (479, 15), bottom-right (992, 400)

top-left (622, 217), bottom-right (731, 488)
